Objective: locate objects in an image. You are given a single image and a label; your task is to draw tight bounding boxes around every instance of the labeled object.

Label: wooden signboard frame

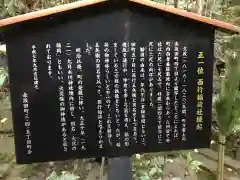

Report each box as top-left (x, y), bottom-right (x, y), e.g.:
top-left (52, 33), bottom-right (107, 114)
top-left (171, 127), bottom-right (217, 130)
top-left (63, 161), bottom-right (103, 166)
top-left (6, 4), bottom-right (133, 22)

top-left (0, 0), bottom-right (240, 180)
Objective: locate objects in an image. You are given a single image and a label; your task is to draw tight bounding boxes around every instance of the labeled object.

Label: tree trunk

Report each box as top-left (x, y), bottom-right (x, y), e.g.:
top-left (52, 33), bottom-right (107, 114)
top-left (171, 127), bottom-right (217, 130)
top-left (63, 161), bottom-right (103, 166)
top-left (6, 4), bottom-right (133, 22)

top-left (222, 0), bottom-right (229, 8)
top-left (100, 157), bottom-right (105, 180)
top-left (174, 0), bottom-right (179, 8)
top-left (210, 0), bottom-right (216, 18)
top-left (235, 146), bottom-right (240, 160)
top-left (195, 0), bottom-right (203, 15)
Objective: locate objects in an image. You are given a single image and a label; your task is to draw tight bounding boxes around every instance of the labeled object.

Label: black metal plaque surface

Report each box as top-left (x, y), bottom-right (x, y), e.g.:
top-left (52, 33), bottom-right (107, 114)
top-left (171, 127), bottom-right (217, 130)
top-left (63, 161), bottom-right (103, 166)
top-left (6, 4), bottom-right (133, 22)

top-left (3, 1), bottom-right (214, 164)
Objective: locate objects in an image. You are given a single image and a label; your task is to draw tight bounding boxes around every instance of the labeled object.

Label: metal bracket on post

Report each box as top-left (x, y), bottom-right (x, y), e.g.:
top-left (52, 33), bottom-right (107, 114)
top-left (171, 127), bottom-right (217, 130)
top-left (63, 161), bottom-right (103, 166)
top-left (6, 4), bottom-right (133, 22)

top-left (108, 157), bottom-right (132, 180)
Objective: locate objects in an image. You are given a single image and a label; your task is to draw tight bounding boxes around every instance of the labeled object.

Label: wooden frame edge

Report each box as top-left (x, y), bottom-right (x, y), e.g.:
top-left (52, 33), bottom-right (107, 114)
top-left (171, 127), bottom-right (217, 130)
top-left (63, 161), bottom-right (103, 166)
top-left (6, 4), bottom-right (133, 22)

top-left (0, 0), bottom-right (106, 28)
top-left (0, 0), bottom-right (239, 33)
top-left (130, 0), bottom-right (240, 34)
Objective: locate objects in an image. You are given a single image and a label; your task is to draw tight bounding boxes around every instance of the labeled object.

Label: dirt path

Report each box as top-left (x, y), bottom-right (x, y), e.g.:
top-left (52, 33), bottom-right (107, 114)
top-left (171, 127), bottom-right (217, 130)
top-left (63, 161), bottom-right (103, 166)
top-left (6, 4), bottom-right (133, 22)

top-left (0, 136), bottom-right (107, 180)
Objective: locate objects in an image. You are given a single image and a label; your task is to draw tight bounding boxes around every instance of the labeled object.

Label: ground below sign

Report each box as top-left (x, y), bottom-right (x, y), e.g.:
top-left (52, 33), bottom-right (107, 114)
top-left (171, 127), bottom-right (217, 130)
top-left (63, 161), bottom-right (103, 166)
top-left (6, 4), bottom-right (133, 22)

top-left (4, 3), bottom-right (214, 164)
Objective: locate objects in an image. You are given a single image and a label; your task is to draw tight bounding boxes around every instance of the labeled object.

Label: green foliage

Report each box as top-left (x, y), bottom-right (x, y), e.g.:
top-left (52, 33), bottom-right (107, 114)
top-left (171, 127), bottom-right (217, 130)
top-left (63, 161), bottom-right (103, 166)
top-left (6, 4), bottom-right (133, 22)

top-left (133, 153), bottom-right (164, 180)
top-left (0, 45), bottom-right (6, 55)
top-left (229, 5), bottom-right (240, 16)
top-left (171, 178), bottom-right (182, 180)
top-left (47, 171), bottom-right (80, 180)
top-left (215, 35), bottom-right (240, 136)
top-left (0, 67), bottom-right (8, 88)
top-left (151, 0), bottom-right (166, 3)
top-left (21, 164), bottom-right (39, 178)
top-left (216, 92), bottom-right (240, 135)
top-left (186, 152), bottom-right (202, 172)
top-left (0, 152), bottom-right (14, 163)
top-left (0, 0), bottom-right (76, 18)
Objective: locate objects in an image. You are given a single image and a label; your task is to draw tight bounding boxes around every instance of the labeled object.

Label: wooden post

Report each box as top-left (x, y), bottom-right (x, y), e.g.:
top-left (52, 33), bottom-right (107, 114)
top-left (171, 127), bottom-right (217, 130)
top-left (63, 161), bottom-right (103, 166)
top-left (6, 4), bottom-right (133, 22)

top-left (217, 74), bottom-right (226, 180)
top-left (108, 157), bottom-right (132, 180)
top-left (217, 134), bottom-right (225, 180)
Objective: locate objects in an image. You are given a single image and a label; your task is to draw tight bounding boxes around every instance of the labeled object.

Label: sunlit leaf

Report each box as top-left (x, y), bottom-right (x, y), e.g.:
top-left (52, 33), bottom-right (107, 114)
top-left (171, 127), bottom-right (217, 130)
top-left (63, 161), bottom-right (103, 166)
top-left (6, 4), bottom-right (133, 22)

top-left (0, 118), bottom-right (7, 124)
top-left (171, 177), bottom-right (182, 180)
top-left (171, 177), bottom-right (183, 180)
top-left (46, 171), bottom-right (80, 180)
top-left (0, 74), bottom-right (7, 88)
top-left (188, 160), bottom-right (202, 171)
top-left (140, 175), bottom-right (150, 180)
top-left (0, 45), bottom-right (6, 55)
top-left (149, 167), bottom-right (157, 176)
top-left (187, 152), bottom-right (192, 165)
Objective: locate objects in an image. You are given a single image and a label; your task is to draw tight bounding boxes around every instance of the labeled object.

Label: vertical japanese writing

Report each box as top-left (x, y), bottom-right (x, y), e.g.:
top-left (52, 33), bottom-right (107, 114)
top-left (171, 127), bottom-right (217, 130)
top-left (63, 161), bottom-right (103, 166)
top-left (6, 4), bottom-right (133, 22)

top-left (66, 42), bottom-right (76, 152)
top-left (104, 42), bottom-right (112, 146)
top-left (113, 42), bottom-right (121, 148)
top-left (57, 43), bottom-right (63, 83)
top-left (148, 42), bottom-right (154, 107)
top-left (196, 52), bottom-right (204, 131)
top-left (131, 42), bottom-right (137, 144)
top-left (173, 42), bottom-right (179, 139)
top-left (23, 92), bottom-right (32, 155)
top-left (57, 43), bottom-right (68, 152)
top-left (140, 46), bottom-right (146, 146)
top-left (165, 41), bottom-right (171, 144)
top-left (66, 43), bottom-right (75, 118)
top-left (157, 42), bottom-right (163, 144)
top-left (76, 48), bottom-right (86, 151)
top-left (59, 86), bottom-right (67, 152)
top-left (95, 42), bottom-right (103, 149)
top-left (122, 42), bottom-right (130, 147)
top-left (181, 46), bottom-right (188, 141)
top-left (85, 42), bottom-right (93, 55)
top-left (46, 44), bottom-right (52, 78)
top-left (32, 45), bottom-right (39, 89)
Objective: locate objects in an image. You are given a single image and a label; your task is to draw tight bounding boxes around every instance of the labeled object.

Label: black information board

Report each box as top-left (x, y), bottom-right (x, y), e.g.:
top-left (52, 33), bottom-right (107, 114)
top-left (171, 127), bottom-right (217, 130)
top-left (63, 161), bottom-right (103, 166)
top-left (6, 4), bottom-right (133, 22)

top-left (4, 2), bottom-right (214, 164)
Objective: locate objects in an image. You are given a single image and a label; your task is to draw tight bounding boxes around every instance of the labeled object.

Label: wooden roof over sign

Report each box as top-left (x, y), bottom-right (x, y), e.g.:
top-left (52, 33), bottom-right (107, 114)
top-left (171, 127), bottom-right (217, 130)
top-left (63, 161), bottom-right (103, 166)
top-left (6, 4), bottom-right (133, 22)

top-left (0, 0), bottom-right (239, 33)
